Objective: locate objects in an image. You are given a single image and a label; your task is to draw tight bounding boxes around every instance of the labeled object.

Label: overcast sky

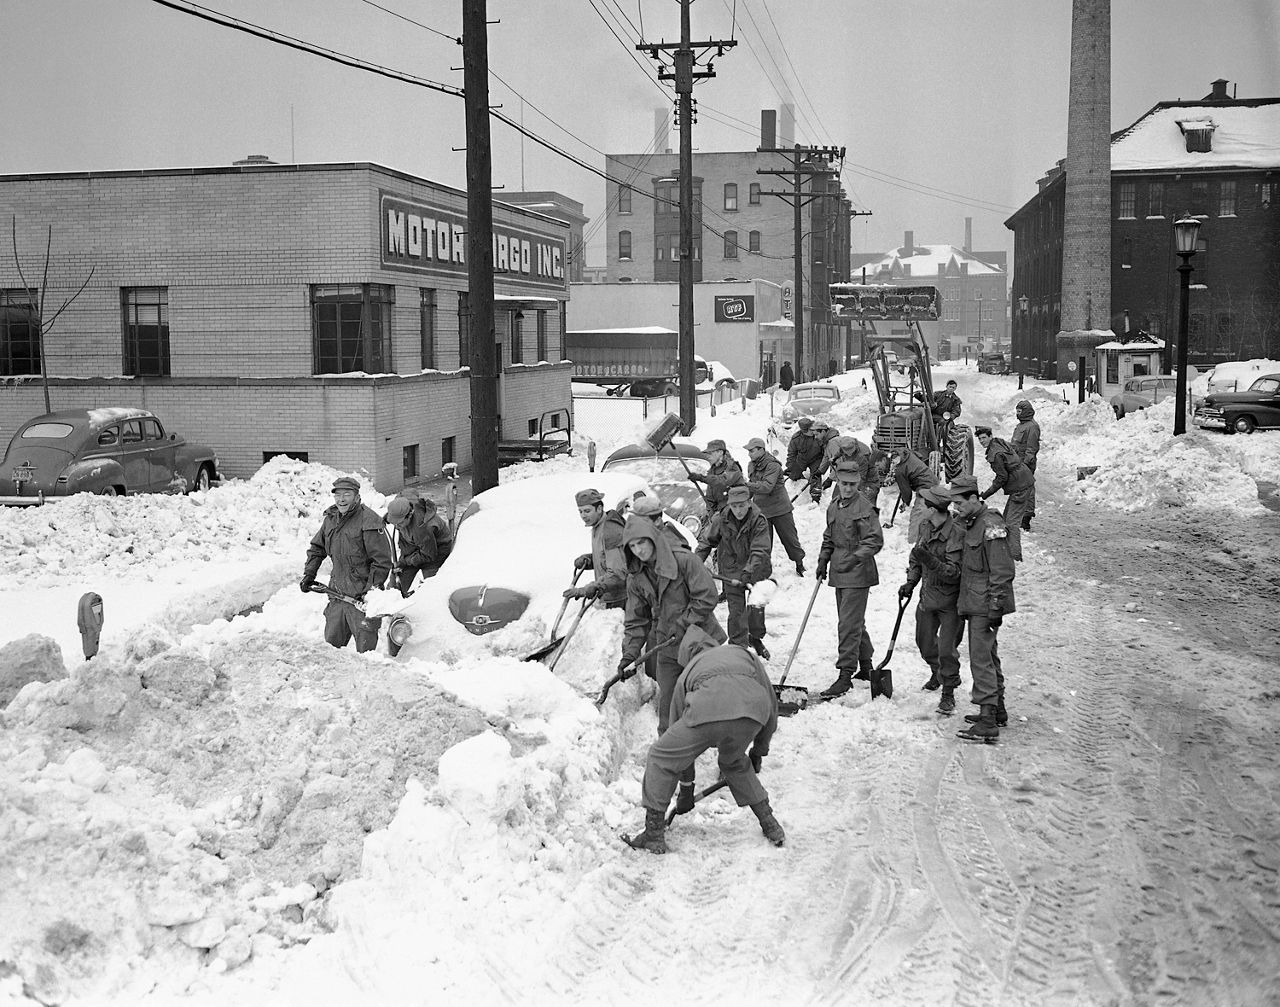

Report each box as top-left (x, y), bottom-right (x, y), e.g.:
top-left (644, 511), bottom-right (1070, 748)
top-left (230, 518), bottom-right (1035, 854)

top-left (4, 0), bottom-right (1278, 266)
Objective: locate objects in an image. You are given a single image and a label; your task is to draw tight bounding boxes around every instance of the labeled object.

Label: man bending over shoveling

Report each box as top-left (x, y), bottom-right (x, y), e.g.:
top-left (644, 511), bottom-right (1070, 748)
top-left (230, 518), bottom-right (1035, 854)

top-left (623, 631), bottom-right (784, 854)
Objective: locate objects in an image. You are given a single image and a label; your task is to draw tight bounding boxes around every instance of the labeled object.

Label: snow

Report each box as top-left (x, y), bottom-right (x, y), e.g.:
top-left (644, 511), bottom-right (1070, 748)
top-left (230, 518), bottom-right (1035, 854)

top-left (1, 366), bottom-right (1278, 1003)
top-left (1111, 102), bottom-right (1280, 171)
top-left (855, 243), bottom-right (1003, 277)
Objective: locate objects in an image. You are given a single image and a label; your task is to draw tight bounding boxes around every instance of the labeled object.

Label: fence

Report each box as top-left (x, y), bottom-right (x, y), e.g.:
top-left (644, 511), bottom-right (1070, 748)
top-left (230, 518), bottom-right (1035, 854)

top-left (572, 383), bottom-right (742, 446)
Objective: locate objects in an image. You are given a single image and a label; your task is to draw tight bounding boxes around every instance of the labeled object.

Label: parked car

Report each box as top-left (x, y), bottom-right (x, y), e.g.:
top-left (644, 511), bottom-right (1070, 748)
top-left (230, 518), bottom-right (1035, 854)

top-left (600, 440), bottom-right (710, 536)
top-left (778, 381), bottom-right (841, 428)
top-left (0, 407), bottom-right (220, 505)
top-left (385, 471), bottom-right (696, 652)
top-left (977, 352), bottom-right (1010, 375)
top-left (1194, 373), bottom-right (1280, 434)
top-left (1110, 375), bottom-right (1178, 418)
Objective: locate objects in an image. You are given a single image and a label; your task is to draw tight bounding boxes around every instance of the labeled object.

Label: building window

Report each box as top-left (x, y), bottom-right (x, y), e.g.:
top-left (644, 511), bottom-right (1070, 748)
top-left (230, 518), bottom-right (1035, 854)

top-left (1, 288), bottom-right (39, 376)
top-left (1117, 182), bottom-right (1136, 219)
top-left (1219, 180), bottom-right (1237, 216)
top-left (1106, 350), bottom-right (1119, 384)
top-left (619, 184), bottom-right (632, 214)
top-left (1190, 180), bottom-right (1210, 215)
top-left (749, 182), bottom-right (761, 205)
top-left (558, 304), bottom-right (566, 361)
top-left (457, 290), bottom-right (470, 367)
top-left (1217, 313), bottom-right (1233, 346)
top-left (657, 247), bottom-right (666, 261)
top-left (1147, 181), bottom-right (1165, 217)
top-left (723, 230), bottom-right (739, 258)
top-left (1196, 238), bottom-right (1208, 283)
top-left (122, 286), bottom-right (170, 377)
top-left (670, 242), bottom-right (679, 261)
top-left (1262, 182), bottom-right (1274, 207)
top-left (536, 310), bottom-right (547, 362)
top-left (1121, 238), bottom-right (1132, 268)
top-left (311, 284), bottom-right (392, 375)
top-left (403, 443), bottom-right (419, 480)
top-left (1190, 312), bottom-right (1206, 340)
top-left (724, 183), bottom-right (738, 211)
top-left (749, 230), bottom-right (761, 253)
top-left (441, 435), bottom-right (455, 467)
top-left (510, 312), bottom-right (523, 364)
top-left (618, 230), bottom-right (632, 260)
top-left (420, 288), bottom-right (436, 369)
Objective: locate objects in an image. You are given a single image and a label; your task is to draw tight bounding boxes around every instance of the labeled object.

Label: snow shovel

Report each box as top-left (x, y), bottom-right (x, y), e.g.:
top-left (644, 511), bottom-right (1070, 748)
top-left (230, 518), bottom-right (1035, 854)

top-left (594, 636), bottom-right (678, 708)
top-left (522, 568), bottom-right (584, 662)
top-left (645, 411), bottom-right (708, 504)
top-left (545, 596), bottom-right (596, 673)
top-left (774, 573), bottom-right (825, 716)
top-left (665, 778), bottom-right (730, 826)
top-left (307, 582), bottom-right (367, 613)
top-left (869, 593), bottom-right (911, 701)
top-left (881, 493), bottom-right (904, 529)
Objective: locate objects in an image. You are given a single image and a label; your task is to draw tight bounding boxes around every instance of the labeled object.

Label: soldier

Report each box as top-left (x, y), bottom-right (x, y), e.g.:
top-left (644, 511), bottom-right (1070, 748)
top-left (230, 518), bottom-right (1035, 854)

top-left (816, 460), bottom-right (885, 699)
top-left (744, 437), bottom-right (806, 576)
top-left (695, 484), bottom-right (772, 647)
top-left (301, 476), bottom-right (393, 653)
top-left (785, 416), bottom-right (826, 503)
top-left (563, 488), bottom-right (627, 609)
top-left (623, 634), bottom-right (783, 854)
top-left (384, 492), bottom-right (454, 596)
top-left (900, 485), bottom-right (964, 713)
top-left (1010, 400), bottom-right (1041, 532)
top-left (975, 426), bottom-right (1034, 561)
top-left (687, 438), bottom-right (744, 519)
top-left (893, 447), bottom-right (940, 544)
top-left (948, 474), bottom-right (1016, 743)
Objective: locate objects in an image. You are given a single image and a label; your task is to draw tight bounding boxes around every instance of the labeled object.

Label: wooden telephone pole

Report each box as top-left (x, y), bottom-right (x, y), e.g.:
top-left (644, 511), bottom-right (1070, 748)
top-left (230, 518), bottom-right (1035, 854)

top-left (638, 1), bottom-right (735, 433)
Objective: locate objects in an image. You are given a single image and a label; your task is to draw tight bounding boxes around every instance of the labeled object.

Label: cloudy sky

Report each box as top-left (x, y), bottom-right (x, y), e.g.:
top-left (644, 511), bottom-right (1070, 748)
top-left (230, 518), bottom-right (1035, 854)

top-left (4, 0), bottom-right (1277, 263)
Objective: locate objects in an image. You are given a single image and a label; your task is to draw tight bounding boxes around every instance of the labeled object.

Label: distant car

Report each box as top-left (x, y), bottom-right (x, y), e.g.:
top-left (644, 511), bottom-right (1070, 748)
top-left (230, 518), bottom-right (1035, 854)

top-left (1194, 373), bottom-right (1280, 434)
top-left (779, 382), bottom-right (841, 428)
top-left (601, 440), bottom-right (710, 536)
top-left (0, 407), bottom-right (220, 504)
top-left (1111, 375), bottom-right (1178, 419)
top-left (977, 352), bottom-right (1010, 375)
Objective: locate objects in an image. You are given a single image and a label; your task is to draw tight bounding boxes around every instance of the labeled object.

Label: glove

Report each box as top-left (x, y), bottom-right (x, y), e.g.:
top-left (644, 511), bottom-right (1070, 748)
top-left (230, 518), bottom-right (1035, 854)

top-left (981, 488), bottom-right (995, 500)
top-left (573, 554), bottom-right (592, 571)
top-left (749, 747), bottom-right (764, 774)
top-left (563, 585), bottom-right (591, 599)
top-left (987, 610), bottom-right (1004, 628)
top-left (688, 472), bottom-right (707, 484)
top-left (821, 477), bottom-right (833, 491)
top-left (815, 561), bottom-right (829, 580)
top-left (617, 657), bottom-right (636, 682)
top-left (898, 583), bottom-right (913, 600)
top-left (299, 575), bottom-right (316, 593)
top-left (911, 546), bottom-right (940, 571)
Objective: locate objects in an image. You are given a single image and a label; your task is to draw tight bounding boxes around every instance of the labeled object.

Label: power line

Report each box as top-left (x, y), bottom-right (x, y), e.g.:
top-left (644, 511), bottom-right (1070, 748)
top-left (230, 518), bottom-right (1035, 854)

top-left (356, 0), bottom-right (459, 44)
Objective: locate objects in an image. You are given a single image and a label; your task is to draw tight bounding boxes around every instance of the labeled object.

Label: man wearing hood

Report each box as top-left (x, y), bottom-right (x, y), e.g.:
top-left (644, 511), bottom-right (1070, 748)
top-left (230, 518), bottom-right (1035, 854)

top-left (1011, 400), bottom-right (1041, 531)
top-left (384, 491), bottom-right (454, 596)
top-left (564, 488), bottom-right (628, 609)
top-left (622, 634), bottom-right (784, 855)
top-left (975, 427), bottom-right (1034, 562)
top-left (900, 485), bottom-right (964, 713)
top-left (696, 485), bottom-right (772, 647)
top-left (301, 476), bottom-right (393, 652)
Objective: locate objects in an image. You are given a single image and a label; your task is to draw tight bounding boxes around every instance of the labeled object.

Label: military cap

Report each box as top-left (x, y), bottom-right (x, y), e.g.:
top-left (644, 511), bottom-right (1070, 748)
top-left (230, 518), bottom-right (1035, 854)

top-left (727, 485), bottom-right (751, 504)
top-left (332, 476), bottom-right (360, 493)
top-left (705, 438), bottom-right (728, 453)
top-left (743, 437), bottom-right (767, 451)
top-left (796, 416), bottom-right (814, 429)
top-left (631, 493), bottom-right (665, 517)
top-left (949, 474), bottom-right (980, 496)
top-left (974, 425), bottom-right (994, 438)
top-left (918, 485), bottom-right (952, 508)
top-left (833, 460), bottom-right (862, 480)
top-left (575, 488), bottom-right (604, 507)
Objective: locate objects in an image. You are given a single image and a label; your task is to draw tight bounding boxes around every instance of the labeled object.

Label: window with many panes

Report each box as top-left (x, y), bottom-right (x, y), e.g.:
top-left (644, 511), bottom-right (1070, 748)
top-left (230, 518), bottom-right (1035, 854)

top-left (122, 287), bottom-right (171, 376)
top-left (724, 183), bottom-right (738, 211)
top-left (749, 230), bottom-right (761, 253)
top-left (536, 310), bottom-right (547, 362)
top-left (311, 284), bottom-right (392, 374)
top-left (749, 182), bottom-right (761, 205)
top-left (1, 288), bottom-right (39, 376)
top-left (1121, 238), bottom-right (1132, 268)
top-left (1219, 180), bottom-right (1237, 216)
top-left (619, 184), bottom-right (632, 214)
top-left (457, 291), bottom-right (470, 367)
top-left (1147, 181), bottom-right (1165, 217)
top-left (619, 230), bottom-right (632, 260)
top-left (420, 288), bottom-right (436, 369)
top-left (1190, 180), bottom-right (1210, 215)
top-left (510, 312), bottom-right (523, 364)
top-left (1117, 182), bottom-right (1136, 218)
top-left (724, 231), bottom-right (739, 258)
top-left (1262, 182), bottom-right (1274, 207)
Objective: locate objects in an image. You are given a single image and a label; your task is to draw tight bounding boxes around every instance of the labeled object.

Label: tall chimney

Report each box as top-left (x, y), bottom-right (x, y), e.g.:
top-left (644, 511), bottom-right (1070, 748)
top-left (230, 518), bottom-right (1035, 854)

top-left (902, 230), bottom-right (914, 256)
top-left (779, 103), bottom-right (795, 148)
top-left (761, 109), bottom-right (777, 149)
top-left (654, 107), bottom-right (671, 154)
top-left (964, 217), bottom-right (972, 252)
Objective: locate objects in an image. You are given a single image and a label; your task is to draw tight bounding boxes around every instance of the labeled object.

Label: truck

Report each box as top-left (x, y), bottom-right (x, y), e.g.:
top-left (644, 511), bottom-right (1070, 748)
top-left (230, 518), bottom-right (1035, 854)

top-left (565, 327), bottom-right (710, 397)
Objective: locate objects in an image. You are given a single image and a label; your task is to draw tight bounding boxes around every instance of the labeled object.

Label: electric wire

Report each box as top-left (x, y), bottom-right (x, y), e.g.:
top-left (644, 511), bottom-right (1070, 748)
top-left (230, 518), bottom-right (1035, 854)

top-left (356, 0), bottom-right (459, 44)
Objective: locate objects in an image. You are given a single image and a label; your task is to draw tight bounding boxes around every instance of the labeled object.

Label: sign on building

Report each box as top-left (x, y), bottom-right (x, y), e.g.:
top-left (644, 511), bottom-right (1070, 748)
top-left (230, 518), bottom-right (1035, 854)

top-left (713, 295), bottom-right (755, 322)
top-left (830, 284), bottom-right (941, 321)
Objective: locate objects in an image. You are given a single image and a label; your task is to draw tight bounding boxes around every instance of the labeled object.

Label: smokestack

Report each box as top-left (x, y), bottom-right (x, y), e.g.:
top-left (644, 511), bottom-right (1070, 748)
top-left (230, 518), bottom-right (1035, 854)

top-left (779, 103), bottom-right (795, 148)
top-left (964, 217), bottom-right (972, 252)
top-left (902, 230), bottom-right (914, 257)
top-left (761, 109), bottom-right (777, 149)
top-left (654, 107), bottom-right (671, 154)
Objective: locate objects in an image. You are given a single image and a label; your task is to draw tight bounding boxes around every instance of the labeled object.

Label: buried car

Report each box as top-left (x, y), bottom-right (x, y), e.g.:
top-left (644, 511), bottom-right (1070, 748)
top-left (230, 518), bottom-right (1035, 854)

top-left (778, 382), bottom-right (841, 428)
top-left (1110, 375), bottom-right (1178, 419)
top-left (600, 440), bottom-right (710, 536)
top-left (385, 470), bottom-right (696, 655)
top-left (0, 407), bottom-right (220, 504)
top-left (1194, 373), bottom-right (1280, 434)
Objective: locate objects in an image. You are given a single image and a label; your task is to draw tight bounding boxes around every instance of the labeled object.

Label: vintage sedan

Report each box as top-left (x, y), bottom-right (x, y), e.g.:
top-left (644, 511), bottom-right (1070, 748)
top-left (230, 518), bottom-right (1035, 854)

top-left (600, 440), bottom-right (710, 536)
top-left (0, 407), bottom-right (220, 504)
top-left (1110, 375), bottom-right (1178, 419)
top-left (1194, 373), bottom-right (1280, 434)
top-left (778, 381), bottom-right (841, 428)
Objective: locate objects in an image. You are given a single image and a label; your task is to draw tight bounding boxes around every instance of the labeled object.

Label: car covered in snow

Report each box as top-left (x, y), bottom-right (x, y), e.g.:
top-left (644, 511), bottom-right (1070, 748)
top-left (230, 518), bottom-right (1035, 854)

top-left (600, 441), bottom-right (710, 536)
top-left (1110, 375), bottom-right (1178, 419)
top-left (778, 381), bottom-right (841, 428)
top-left (1194, 373), bottom-right (1280, 434)
top-left (0, 407), bottom-right (220, 505)
top-left (385, 470), bottom-right (696, 652)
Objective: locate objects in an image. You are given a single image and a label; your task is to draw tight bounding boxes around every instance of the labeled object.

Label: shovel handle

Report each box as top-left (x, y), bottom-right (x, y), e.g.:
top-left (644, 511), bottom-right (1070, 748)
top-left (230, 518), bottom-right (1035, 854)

top-left (594, 635), bottom-right (678, 708)
top-left (308, 582), bottom-right (366, 612)
top-left (546, 596), bottom-right (595, 674)
top-left (873, 592), bottom-right (912, 672)
top-left (674, 452), bottom-right (709, 504)
top-left (549, 567), bottom-right (585, 640)
top-left (778, 573), bottom-right (825, 687)
top-left (665, 778), bottom-right (730, 826)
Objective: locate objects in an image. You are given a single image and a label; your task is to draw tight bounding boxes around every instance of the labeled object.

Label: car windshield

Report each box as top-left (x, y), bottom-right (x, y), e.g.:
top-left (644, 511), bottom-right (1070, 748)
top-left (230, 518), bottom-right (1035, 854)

top-left (792, 387), bottom-right (837, 400)
top-left (21, 422), bottom-right (74, 439)
top-left (603, 455), bottom-right (709, 483)
top-left (1249, 377), bottom-right (1280, 393)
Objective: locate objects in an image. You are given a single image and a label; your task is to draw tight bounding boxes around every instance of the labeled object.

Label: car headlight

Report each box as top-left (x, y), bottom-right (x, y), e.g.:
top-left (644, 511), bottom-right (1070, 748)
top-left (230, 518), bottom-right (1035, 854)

top-left (387, 614), bottom-right (414, 647)
top-left (781, 407), bottom-right (796, 420)
top-left (681, 514), bottom-right (702, 533)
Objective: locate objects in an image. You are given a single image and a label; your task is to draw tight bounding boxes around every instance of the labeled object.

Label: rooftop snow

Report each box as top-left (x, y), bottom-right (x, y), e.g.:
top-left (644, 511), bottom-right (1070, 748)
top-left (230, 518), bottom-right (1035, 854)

top-left (1112, 102), bottom-right (1280, 171)
top-left (857, 244), bottom-right (1002, 277)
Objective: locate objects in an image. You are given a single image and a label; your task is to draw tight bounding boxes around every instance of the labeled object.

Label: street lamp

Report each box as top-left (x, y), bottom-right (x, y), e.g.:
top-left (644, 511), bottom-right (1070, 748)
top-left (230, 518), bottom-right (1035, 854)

top-left (1172, 214), bottom-right (1201, 435)
top-left (1017, 294), bottom-right (1029, 390)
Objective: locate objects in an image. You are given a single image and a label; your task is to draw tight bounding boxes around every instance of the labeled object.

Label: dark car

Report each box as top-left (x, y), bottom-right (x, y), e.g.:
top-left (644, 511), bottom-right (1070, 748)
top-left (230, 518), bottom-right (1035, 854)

top-left (778, 382), bottom-right (841, 429)
top-left (0, 407), bottom-right (220, 505)
top-left (977, 352), bottom-right (1010, 375)
top-left (600, 441), bottom-right (711, 535)
top-left (1194, 373), bottom-right (1280, 434)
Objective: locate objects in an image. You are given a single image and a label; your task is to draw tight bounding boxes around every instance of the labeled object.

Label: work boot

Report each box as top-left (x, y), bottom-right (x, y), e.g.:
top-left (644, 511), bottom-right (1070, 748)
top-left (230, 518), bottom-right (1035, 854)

top-left (921, 672), bottom-right (941, 692)
top-left (674, 781), bottom-right (695, 816)
top-left (966, 699), bottom-right (1009, 727)
top-left (936, 689), bottom-right (955, 716)
top-left (1022, 515), bottom-right (1033, 532)
top-left (622, 809), bottom-right (667, 854)
top-left (750, 637), bottom-right (771, 660)
top-left (750, 799), bottom-right (786, 847)
top-left (821, 671), bottom-right (852, 699)
top-left (957, 704), bottom-right (999, 744)
top-left (853, 662), bottom-right (872, 682)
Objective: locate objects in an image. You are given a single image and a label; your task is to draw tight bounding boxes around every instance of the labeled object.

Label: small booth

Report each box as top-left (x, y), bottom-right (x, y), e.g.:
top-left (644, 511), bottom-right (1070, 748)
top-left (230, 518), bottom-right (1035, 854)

top-left (759, 318), bottom-right (794, 387)
top-left (1093, 334), bottom-right (1166, 400)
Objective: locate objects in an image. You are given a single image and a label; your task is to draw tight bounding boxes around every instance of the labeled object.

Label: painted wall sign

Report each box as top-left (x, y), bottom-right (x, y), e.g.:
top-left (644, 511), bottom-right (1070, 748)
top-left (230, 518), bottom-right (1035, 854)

top-left (713, 295), bottom-right (755, 322)
top-left (379, 192), bottom-right (567, 292)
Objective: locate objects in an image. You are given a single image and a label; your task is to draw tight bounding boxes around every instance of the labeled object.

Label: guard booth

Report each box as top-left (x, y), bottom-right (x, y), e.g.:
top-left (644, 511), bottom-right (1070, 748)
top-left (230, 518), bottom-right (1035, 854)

top-left (1093, 335), bottom-right (1167, 400)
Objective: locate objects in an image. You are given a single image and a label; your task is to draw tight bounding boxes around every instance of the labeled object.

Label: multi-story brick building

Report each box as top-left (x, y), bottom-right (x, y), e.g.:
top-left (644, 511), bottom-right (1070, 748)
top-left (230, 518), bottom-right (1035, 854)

top-left (1008, 79), bottom-right (1280, 378)
top-left (602, 111), bottom-right (853, 380)
top-left (0, 162), bottom-right (574, 492)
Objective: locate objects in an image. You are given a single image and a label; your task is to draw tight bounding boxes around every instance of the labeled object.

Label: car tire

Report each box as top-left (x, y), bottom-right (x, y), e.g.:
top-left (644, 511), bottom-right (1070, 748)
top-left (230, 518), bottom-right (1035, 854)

top-left (1113, 405), bottom-right (1124, 419)
top-left (99, 485), bottom-right (118, 496)
top-left (192, 464), bottom-right (213, 492)
top-left (1233, 415), bottom-right (1257, 435)
top-left (662, 383), bottom-right (678, 396)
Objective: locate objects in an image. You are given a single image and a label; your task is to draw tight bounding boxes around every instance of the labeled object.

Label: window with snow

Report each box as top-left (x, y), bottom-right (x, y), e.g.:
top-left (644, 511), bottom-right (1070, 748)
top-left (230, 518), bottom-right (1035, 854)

top-left (618, 230), bottom-right (632, 261)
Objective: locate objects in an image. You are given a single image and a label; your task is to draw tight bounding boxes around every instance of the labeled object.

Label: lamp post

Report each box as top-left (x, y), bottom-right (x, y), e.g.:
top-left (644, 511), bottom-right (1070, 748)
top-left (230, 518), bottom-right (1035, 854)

top-left (1172, 214), bottom-right (1201, 436)
top-left (976, 291), bottom-right (984, 352)
top-left (1017, 294), bottom-right (1029, 390)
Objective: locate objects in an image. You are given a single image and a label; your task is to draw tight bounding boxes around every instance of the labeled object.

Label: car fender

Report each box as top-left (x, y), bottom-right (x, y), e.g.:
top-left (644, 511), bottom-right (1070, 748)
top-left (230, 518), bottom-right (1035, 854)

top-left (174, 442), bottom-right (218, 489)
top-left (61, 457), bottom-right (126, 495)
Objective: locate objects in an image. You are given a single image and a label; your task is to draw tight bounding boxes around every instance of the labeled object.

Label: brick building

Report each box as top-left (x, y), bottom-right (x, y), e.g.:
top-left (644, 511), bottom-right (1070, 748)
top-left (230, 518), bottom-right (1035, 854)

top-left (1008, 79), bottom-right (1280, 378)
top-left (0, 162), bottom-right (574, 492)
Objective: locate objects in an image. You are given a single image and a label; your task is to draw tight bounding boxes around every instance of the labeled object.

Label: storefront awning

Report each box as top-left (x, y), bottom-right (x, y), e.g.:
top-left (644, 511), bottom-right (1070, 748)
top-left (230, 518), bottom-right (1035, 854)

top-left (760, 319), bottom-right (794, 328)
top-left (494, 294), bottom-right (562, 306)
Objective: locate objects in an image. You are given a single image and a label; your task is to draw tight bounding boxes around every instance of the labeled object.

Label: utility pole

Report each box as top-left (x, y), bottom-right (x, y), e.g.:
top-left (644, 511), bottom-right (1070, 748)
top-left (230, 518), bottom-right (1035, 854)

top-left (638, 2), bottom-right (735, 433)
top-left (757, 145), bottom-right (843, 382)
top-left (462, 0), bottom-right (498, 494)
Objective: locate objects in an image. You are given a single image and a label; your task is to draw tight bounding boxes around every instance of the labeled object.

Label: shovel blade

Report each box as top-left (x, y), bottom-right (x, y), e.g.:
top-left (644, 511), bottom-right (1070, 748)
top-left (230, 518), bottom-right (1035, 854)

top-left (775, 684), bottom-right (809, 717)
top-left (522, 637), bottom-right (564, 662)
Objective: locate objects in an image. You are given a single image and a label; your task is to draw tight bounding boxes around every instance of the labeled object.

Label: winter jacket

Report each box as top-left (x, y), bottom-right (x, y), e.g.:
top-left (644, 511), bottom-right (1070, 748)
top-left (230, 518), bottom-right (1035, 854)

top-left (394, 500), bottom-right (454, 572)
top-left (703, 456), bottom-right (745, 514)
top-left (824, 436), bottom-right (872, 483)
top-left (1011, 416), bottom-right (1041, 472)
top-left (956, 504), bottom-right (1016, 617)
top-left (814, 428), bottom-right (840, 474)
top-left (582, 508), bottom-right (628, 606)
top-left (982, 436), bottom-right (1034, 497)
top-left (304, 500), bottom-right (394, 599)
top-left (695, 503), bottom-right (773, 584)
top-left (785, 430), bottom-right (825, 479)
top-left (894, 450), bottom-right (938, 505)
top-left (621, 516), bottom-right (726, 664)
top-left (746, 451), bottom-right (792, 519)
top-left (817, 491), bottom-right (883, 589)
top-left (932, 389), bottom-right (962, 419)
top-left (779, 361), bottom-right (795, 391)
top-left (671, 644), bottom-right (778, 756)
top-left (904, 511), bottom-right (962, 611)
